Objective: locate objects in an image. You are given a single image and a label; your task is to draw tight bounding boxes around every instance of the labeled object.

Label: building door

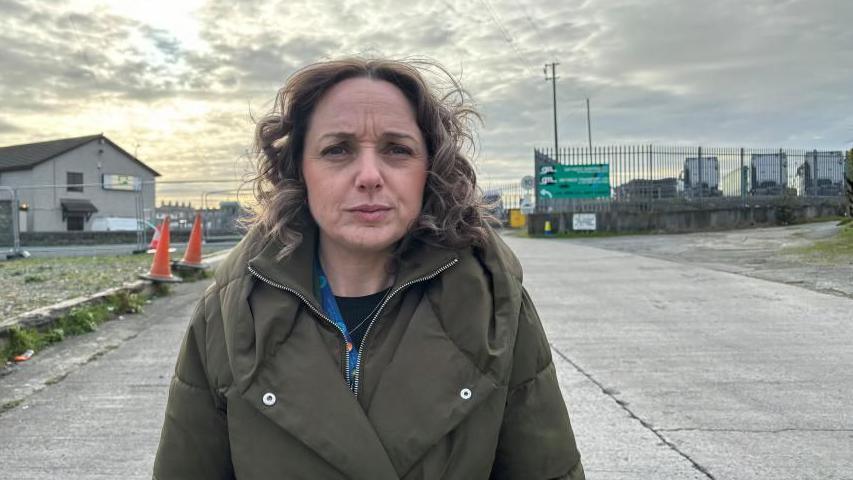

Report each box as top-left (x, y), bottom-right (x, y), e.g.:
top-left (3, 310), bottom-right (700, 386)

top-left (67, 214), bottom-right (85, 231)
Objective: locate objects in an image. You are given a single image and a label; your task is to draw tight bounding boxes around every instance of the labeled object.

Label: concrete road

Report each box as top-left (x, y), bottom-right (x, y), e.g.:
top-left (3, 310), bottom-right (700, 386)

top-left (0, 280), bottom-right (206, 479)
top-left (503, 235), bottom-right (853, 480)
top-left (1, 236), bottom-right (851, 479)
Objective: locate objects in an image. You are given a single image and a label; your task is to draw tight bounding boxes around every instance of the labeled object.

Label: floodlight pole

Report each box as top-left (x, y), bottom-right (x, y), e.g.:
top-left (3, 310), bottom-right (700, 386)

top-left (586, 97), bottom-right (593, 150)
top-left (544, 62), bottom-right (559, 160)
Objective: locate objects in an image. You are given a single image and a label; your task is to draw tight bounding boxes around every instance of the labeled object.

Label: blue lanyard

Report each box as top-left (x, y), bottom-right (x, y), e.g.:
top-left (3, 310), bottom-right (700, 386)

top-left (315, 258), bottom-right (360, 390)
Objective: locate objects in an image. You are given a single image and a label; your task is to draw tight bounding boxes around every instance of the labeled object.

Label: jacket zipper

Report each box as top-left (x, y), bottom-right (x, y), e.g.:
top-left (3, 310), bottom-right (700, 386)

top-left (247, 257), bottom-right (459, 396)
top-left (354, 257), bottom-right (459, 397)
top-left (247, 265), bottom-right (351, 383)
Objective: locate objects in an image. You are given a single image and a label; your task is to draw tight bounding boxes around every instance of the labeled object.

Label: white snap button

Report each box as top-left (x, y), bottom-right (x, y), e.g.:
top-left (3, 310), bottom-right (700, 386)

top-left (262, 392), bottom-right (276, 406)
top-left (460, 388), bottom-right (472, 400)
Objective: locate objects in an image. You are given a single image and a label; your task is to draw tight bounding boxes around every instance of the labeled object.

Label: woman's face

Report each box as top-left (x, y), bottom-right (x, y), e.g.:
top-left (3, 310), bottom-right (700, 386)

top-left (302, 77), bottom-right (428, 257)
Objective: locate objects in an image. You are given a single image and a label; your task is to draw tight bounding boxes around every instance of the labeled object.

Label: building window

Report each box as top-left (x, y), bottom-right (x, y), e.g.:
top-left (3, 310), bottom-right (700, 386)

top-left (67, 172), bottom-right (83, 192)
top-left (67, 215), bottom-right (85, 231)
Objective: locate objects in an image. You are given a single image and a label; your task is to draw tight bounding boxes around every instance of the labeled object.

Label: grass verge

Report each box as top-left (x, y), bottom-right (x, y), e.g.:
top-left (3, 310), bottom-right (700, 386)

top-left (0, 289), bottom-right (163, 362)
top-left (787, 221), bottom-right (853, 264)
top-left (0, 247), bottom-right (224, 318)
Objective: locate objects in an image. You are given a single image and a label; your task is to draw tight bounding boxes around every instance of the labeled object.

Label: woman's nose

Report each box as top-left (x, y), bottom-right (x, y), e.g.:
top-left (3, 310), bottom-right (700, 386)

top-left (354, 148), bottom-right (383, 191)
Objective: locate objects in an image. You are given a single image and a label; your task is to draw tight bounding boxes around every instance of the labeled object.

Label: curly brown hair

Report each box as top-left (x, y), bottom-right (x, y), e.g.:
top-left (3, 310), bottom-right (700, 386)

top-left (247, 57), bottom-right (491, 259)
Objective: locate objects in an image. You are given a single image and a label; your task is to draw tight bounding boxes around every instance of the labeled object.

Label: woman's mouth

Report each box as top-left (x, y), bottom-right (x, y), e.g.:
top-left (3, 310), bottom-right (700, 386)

top-left (348, 204), bottom-right (392, 222)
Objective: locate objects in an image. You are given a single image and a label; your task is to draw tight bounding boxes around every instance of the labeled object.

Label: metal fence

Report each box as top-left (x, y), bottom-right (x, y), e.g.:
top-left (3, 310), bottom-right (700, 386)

top-left (481, 181), bottom-right (525, 210)
top-left (0, 179), bottom-right (249, 252)
top-left (534, 146), bottom-right (849, 213)
top-left (0, 186), bottom-right (24, 257)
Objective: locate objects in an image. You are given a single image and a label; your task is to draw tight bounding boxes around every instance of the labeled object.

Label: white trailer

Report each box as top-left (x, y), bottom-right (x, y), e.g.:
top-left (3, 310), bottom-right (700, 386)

top-left (800, 151), bottom-right (845, 196)
top-left (750, 153), bottom-right (788, 195)
top-left (683, 156), bottom-right (721, 197)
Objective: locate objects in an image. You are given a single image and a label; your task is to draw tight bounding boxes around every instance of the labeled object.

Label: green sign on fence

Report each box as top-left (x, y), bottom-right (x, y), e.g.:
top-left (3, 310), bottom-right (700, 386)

top-left (537, 164), bottom-right (611, 199)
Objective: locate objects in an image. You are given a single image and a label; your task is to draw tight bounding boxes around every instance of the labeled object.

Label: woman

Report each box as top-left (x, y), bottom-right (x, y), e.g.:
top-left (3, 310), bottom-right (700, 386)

top-left (154, 58), bottom-right (584, 480)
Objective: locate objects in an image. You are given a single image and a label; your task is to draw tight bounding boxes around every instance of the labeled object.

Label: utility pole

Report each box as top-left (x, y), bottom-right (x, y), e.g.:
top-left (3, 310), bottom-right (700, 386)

top-left (586, 98), bottom-right (593, 150)
top-left (544, 62), bottom-right (559, 160)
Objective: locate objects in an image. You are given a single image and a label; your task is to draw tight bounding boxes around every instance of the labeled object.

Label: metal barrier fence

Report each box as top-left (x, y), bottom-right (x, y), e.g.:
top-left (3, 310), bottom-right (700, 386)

top-left (847, 151), bottom-right (853, 217)
top-left (0, 186), bottom-right (24, 258)
top-left (481, 181), bottom-right (525, 210)
top-left (0, 179), bottom-right (249, 252)
top-left (534, 146), bottom-right (849, 213)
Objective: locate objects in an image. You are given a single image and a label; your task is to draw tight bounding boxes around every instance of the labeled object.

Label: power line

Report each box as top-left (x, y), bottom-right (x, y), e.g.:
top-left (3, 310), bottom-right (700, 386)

top-left (477, 0), bottom-right (530, 68)
top-left (508, 0), bottom-right (542, 35)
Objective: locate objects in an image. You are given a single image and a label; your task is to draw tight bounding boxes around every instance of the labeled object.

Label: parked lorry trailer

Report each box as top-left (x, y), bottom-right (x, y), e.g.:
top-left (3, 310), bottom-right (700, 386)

top-left (750, 153), bottom-right (788, 196)
top-left (682, 156), bottom-right (721, 197)
top-left (799, 151), bottom-right (845, 196)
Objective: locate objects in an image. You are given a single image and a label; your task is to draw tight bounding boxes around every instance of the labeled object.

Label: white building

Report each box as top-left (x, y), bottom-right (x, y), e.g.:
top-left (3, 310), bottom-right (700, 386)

top-left (0, 134), bottom-right (159, 232)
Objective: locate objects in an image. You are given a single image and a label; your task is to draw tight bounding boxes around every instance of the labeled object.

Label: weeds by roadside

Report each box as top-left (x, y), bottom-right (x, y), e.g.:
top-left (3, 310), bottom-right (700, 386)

top-left (0, 249), bottom-right (221, 318)
top-left (787, 220), bottom-right (853, 264)
top-left (0, 289), bottom-right (159, 361)
top-left (0, 254), bottom-right (153, 318)
top-left (0, 265), bottom-right (211, 362)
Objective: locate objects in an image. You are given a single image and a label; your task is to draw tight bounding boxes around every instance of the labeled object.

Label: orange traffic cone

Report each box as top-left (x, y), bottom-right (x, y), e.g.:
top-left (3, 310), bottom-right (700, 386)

top-left (147, 219), bottom-right (176, 254)
top-left (174, 213), bottom-right (207, 269)
top-left (147, 223), bottom-right (161, 252)
top-left (139, 216), bottom-right (182, 283)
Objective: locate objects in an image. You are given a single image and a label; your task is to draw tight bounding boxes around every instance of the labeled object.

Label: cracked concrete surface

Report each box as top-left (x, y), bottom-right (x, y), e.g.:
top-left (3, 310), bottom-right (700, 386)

top-left (506, 231), bottom-right (853, 479)
top-left (0, 280), bottom-right (207, 479)
top-left (553, 344), bottom-right (714, 479)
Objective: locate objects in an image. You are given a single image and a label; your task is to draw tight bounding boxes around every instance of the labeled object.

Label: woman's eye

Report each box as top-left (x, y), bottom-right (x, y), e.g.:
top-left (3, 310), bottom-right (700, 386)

top-left (388, 144), bottom-right (413, 156)
top-left (322, 144), bottom-right (348, 156)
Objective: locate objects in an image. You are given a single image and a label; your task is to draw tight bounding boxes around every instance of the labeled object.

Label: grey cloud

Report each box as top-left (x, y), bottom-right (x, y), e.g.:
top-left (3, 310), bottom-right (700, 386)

top-left (2, 0), bottom-right (852, 191)
top-left (0, 3), bottom-right (195, 106)
top-left (0, 117), bottom-right (22, 134)
top-left (144, 27), bottom-right (183, 63)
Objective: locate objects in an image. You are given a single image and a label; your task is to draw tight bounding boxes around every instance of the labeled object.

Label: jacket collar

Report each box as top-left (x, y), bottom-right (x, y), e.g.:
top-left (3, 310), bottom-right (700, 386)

top-left (246, 222), bottom-right (322, 312)
top-left (246, 222), bottom-right (461, 305)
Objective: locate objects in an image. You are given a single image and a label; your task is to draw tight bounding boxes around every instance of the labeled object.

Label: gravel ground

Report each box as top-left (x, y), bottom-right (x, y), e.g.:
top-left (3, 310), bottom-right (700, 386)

top-left (0, 245), bottom-right (232, 318)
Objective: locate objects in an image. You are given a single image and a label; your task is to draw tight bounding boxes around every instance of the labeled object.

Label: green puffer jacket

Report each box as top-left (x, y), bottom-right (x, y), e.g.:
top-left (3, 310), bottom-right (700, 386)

top-left (153, 224), bottom-right (584, 480)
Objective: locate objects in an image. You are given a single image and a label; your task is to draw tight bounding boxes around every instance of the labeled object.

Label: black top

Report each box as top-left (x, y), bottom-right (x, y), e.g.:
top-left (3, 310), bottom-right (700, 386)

top-left (335, 289), bottom-right (389, 349)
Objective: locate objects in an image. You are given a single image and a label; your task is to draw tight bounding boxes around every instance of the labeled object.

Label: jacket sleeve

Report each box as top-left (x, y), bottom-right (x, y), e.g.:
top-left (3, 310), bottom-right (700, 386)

top-left (153, 291), bottom-right (235, 480)
top-left (490, 288), bottom-right (585, 480)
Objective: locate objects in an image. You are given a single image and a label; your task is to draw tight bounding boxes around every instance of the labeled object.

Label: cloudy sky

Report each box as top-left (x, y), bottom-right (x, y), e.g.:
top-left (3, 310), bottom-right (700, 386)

top-left (1, 0), bottom-right (851, 203)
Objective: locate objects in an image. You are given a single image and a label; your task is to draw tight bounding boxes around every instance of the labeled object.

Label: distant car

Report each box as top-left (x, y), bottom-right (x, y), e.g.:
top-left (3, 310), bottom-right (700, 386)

top-left (90, 217), bottom-right (156, 232)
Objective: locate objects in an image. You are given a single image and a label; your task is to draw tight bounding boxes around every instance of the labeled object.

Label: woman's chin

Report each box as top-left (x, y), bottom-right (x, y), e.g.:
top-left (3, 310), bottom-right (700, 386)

top-left (331, 227), bottom-right (403, 255)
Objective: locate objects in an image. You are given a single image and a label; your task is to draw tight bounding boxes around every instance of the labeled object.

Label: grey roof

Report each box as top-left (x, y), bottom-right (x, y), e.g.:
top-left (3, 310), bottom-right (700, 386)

top-left (0, 134), bottom-right (160, 176)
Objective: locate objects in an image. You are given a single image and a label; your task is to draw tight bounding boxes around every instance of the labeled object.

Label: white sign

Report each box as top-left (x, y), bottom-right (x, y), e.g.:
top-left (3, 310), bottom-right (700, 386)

top-left (572, 213), bottom-right (597, 231)
top-left (520, 197), bottom-right (534, 215)
top-left (102, 174), bottom-right (141, 191)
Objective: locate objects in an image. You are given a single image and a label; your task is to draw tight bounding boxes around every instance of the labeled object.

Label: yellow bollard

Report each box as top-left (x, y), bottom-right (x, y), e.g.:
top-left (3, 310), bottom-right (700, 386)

top-left (509, 209), bottom-right (526, 228)
top-left (544, 220), bottom-right (553, 235)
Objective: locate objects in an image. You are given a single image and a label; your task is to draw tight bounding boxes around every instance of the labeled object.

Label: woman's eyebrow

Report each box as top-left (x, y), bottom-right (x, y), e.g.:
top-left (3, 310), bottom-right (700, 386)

top-left (317, 131), bottom-right (420, 143)
top-left (317, 132), bottom-right (355, 142)
top-left (382, 132), bottom-right (419, 142)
